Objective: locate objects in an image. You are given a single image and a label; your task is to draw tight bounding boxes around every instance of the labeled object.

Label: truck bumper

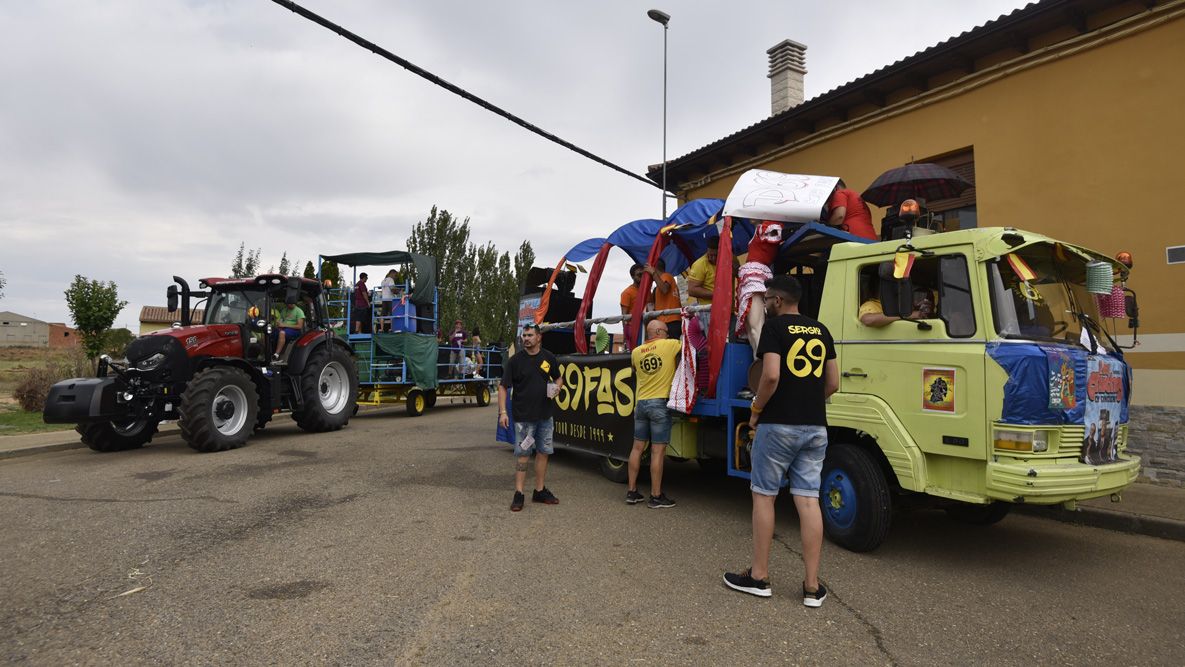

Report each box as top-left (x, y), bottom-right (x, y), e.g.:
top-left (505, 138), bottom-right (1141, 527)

top-left (986, 455), bottom-right (1141, 504)
top-left (42, 377), bottom-right (127, 424)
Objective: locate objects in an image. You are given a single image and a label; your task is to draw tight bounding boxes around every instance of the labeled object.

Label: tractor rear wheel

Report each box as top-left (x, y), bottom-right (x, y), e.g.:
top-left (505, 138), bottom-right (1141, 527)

top-left (293, 345), bottom-right (358, 433)
top-left (78, 418), bottom-right (159, 453)
top-left (180, 366), bottom-right (259, 452)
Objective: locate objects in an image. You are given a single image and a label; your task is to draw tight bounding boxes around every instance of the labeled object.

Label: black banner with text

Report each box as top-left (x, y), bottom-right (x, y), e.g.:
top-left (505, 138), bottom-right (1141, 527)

top-left (552, 353), bottom-right (635, 459)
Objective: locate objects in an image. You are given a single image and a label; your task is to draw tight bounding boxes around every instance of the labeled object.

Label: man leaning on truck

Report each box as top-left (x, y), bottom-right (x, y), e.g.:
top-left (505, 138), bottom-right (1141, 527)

top-left (724, 275), bottom-right (839, 606)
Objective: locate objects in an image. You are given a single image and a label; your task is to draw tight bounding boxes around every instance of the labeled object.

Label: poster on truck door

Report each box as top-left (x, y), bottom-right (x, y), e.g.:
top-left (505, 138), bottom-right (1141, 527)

top-left (1081, 355), bottom-right (1124, 465)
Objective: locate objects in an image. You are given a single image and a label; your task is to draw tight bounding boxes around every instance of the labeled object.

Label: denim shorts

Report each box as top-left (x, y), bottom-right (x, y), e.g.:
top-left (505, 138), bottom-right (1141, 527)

top-left (633, 398), bottom-right (672, 444)
top-left (514, 418), bottom-right (555, 457)
top-left (749, 424), bottom-right (828, 497)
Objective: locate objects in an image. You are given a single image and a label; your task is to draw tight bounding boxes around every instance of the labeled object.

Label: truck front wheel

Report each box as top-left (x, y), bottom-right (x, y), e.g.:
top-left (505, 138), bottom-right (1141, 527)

top-left (820, 443), bottom-right (892, 552)
top-left (77, 418), bottom-right (159, 453)
top-left (180, 367), bottom-right (259, 452)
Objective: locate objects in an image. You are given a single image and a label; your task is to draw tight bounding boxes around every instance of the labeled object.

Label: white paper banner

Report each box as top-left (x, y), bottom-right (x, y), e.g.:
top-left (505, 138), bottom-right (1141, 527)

top-left (722, 170), bottom-right (839, 223)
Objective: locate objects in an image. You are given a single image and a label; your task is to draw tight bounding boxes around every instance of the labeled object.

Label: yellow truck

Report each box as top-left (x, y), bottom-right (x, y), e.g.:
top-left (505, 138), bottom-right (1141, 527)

top-left (507, 173), bottom-right (1141, 552)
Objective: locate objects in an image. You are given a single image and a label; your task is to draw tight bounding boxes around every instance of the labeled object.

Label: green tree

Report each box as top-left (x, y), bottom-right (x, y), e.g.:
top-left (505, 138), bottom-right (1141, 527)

top-left (406, 207), bottom-right (535, 344)
top-left (231, 243), bottom-right (262, 278)
top-left (303, 261), bottom-right (316, 279)
top-left (0, 269), bottom-right (6, 302)
top-left (64, 275), bottom-right (128, 361)
top-left (103, 327), bottom-right (136, 358)
top-left (278, 252), bottom-right (290, 276)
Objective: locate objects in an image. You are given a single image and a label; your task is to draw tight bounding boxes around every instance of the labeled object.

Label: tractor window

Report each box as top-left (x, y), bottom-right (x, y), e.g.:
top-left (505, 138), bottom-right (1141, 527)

top-left (206, 290), bottom-right (265, 325)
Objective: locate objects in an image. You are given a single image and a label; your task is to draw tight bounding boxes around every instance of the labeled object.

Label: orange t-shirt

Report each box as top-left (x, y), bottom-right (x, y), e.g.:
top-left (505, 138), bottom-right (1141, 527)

top-left (653, 273), bottom-right (681, 323)
top-left (827, 188), bottom-right (877, 240)
top-left (620, 284), bottom-right (639, 312)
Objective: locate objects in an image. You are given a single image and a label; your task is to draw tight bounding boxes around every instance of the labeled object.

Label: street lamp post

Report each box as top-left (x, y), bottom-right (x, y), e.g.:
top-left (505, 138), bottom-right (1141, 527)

top-left (647, 9), bottom-right (670, 219)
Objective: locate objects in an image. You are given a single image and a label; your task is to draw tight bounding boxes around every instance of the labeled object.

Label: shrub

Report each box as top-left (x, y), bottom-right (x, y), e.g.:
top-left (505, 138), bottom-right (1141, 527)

top-left (11, 351), bottom-right (94, 412)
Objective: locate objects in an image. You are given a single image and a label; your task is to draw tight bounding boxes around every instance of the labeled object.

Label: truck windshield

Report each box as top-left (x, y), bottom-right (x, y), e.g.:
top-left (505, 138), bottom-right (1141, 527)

top-left (205, 289), bottom-right (266, 325)
top-left (986, 243), bottom-right (1116, 353)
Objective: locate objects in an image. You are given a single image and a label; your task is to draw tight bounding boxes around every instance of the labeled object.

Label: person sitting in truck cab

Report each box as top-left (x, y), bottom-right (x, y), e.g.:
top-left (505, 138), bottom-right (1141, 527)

top-left (273, 295), bottom-right (305, 361)
top-left (858, 268), bottom-right (931, 328)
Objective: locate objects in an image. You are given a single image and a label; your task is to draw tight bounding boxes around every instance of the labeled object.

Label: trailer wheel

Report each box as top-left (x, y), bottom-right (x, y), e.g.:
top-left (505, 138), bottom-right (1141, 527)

top-left (425, 389), bottom-right (437, 408)
top-left (180, 366), bottom-right (259, 452)
top-left (820, 443), bottom-right (892, 553)
top-left (293, 344), bottom-right (358, 433)
top-left (77, 418), bottom-right (159, 453)
top-left (599, 456), bottom-right (629, 483)
top-left (406, 389), bottom-right (426, 417)
top-left (946, 502), bottom-right (1011, 525)
top-left (474, 384), bottom-right (491, 407)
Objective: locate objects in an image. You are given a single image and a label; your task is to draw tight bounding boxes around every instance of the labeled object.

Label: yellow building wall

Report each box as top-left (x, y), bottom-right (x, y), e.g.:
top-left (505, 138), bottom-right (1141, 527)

top-left (139, 322), bottom-right (171, 336)
top-left (685, 14), bottom-right (1185, 406)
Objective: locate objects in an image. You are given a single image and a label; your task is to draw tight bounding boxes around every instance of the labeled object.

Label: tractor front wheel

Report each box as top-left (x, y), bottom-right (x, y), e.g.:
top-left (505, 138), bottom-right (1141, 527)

top-left (180, 366), bottom-right (259, 453)
top-left (78, 418), bottom-right (159, 453)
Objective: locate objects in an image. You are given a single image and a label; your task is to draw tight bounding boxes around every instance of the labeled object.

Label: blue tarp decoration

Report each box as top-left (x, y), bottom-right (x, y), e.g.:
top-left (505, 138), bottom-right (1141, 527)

top-left (986, 342), bottom-right (1129, 425)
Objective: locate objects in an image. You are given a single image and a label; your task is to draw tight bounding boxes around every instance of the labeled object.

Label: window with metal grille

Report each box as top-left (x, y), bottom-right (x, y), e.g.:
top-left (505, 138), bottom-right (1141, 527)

top-left (1168, 245), bottom-right (1185, 265)
top-left (922, 147), bottom-right (976, 231)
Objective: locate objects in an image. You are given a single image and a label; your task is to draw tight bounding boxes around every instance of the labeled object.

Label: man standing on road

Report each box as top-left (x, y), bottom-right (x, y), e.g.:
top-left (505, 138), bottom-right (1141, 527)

top-left (499, 323), bottom-right (563, 512)
top-left (627, 319), bottom-right (680, 509)
top-left (724, 275), bottom-right (839, 606)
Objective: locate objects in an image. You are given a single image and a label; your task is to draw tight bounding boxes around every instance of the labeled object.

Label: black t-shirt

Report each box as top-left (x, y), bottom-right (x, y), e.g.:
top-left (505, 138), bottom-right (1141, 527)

top-left (501, 349), bottom-right (561, 422)
top-left (756, 313), bottom-right (836, 426)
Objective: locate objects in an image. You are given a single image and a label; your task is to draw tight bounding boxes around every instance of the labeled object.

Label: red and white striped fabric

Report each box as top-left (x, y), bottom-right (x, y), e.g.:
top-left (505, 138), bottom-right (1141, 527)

top-left (667, 310), bottom-right (699, 414)
top-left (734, 262), bottom-right (773, 340)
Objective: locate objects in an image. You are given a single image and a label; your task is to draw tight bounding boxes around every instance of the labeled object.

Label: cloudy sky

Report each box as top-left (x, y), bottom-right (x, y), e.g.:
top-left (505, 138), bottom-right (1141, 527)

top-left (0, 0), bottom-right (1031, 328)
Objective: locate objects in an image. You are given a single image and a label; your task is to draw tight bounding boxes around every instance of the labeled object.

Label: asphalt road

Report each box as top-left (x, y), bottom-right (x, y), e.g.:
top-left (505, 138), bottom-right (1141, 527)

top-left (2, 402), bottom-right (1183, 666)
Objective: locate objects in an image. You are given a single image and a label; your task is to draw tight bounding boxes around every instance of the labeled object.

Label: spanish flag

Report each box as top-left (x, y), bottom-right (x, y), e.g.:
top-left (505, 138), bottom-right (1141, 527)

top-left (1006, 253), bottom-right (1038, 281)
top-left (893, 251), bottom-right (915, 279)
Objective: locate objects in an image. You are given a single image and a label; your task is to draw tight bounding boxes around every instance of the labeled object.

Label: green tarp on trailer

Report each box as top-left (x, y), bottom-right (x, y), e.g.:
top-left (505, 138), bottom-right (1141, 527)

top-left (360, 332), bottom-right (439, 388)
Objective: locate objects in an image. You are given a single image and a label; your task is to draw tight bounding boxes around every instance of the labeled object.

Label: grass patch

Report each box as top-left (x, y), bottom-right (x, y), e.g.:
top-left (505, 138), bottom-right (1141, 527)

top-left (0, 405), bottom-right (74, 435)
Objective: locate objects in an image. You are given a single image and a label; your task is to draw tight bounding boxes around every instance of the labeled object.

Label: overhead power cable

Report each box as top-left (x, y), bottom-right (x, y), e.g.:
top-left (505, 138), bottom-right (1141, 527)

top-left (269, 0), bottom-right (664, 191)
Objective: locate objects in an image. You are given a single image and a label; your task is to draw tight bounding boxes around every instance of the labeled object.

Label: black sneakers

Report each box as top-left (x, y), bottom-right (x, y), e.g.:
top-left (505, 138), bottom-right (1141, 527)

top-left (532, 487), bottom-right (559, 505)
top-left (722, 569), bottom-right (771, 598)
top-left (626, 490), bottom-right (645, 505)
top-left (510, 491), bottom-right (524, 512)
top-left (647, 494), bottom-right (676, 509)
top-left (803, 582), bottom-right (828, 608)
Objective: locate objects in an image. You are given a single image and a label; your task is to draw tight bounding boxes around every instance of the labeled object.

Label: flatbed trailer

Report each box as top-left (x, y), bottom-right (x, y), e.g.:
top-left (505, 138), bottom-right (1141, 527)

top-left (320, 250), bottom-right (500, 416)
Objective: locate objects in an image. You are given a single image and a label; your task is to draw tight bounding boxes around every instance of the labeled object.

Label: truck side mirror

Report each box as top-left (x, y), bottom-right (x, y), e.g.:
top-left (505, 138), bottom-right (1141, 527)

top-left (877, 262), bottom-right (913, 318)
top-left (167, 285), bottom-right (179, 313)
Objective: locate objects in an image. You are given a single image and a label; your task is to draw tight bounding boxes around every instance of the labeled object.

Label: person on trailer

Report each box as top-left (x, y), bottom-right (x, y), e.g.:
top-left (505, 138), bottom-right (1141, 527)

top-left (499, 323), bottom-right (563, 512)
top-left (724, 275), bottom-right (838, 607)
top-left (686, 234), bottom-right (720, 331)
top-left (647, 259), bottom-right (682, 339)
top-left (379, 269), bottom-right (399, 333)
top-left (449, 319), bottom-right (467, 378)
top-left (273, 295), bottom-right (305, 361)
top-left (352, 272), bottom-right (371, 334)
top-left (626, 319), bottom-right (681, 509)
top-left (470, 326), bottom-right (484, 379)
top-left (826, 178), bottom-right (877, 240)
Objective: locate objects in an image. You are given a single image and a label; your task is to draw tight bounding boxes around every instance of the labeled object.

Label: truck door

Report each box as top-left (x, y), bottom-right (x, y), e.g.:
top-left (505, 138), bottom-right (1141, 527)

top-left (839, 252), bottom-right (988, 464)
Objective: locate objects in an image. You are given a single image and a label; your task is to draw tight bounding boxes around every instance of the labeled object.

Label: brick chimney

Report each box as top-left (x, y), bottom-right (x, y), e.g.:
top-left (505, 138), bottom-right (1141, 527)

top-left (767, 39), bottom-right (807, 115)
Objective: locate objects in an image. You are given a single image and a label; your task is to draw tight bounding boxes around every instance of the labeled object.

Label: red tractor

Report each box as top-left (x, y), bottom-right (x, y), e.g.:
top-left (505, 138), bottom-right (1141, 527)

top-left (44, 275), bottom-right (359, 453)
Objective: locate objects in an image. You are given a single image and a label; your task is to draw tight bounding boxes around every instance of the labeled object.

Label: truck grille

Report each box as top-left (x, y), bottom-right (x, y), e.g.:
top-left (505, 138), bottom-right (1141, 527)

top-left (1056, 424), bottom-right (1127, 457)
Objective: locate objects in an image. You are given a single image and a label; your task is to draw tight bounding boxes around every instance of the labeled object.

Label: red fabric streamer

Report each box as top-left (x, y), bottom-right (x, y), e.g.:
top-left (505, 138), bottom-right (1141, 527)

top-left (705, 217), bottom-right (734, 398)
top-left (574, 243), bottom-right (611, 354)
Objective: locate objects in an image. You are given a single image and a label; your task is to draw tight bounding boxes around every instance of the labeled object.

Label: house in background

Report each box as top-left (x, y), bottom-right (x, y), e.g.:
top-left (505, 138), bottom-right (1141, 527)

top-left (139, 306), bottom-right (204, 335)
top-left (0, 311), bottom-right (80, 348)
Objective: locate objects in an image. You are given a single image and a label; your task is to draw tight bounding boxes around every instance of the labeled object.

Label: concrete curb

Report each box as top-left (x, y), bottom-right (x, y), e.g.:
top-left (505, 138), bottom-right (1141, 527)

top-left (1017, 504), bottom-right (1185, 543)
top-left (0, 439), bottom-right (87, 460)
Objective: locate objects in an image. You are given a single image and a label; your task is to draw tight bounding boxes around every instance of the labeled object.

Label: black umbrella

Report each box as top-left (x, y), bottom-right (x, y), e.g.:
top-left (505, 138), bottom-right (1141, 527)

top-left (861, 163), bottom-right (973, 207)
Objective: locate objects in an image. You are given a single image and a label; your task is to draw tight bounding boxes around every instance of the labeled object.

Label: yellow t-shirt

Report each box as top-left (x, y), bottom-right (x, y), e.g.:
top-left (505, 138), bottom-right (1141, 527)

top-left (686, 256), bottom-right (716, 304)
top-left (631, 338), bottom-right (681, 401)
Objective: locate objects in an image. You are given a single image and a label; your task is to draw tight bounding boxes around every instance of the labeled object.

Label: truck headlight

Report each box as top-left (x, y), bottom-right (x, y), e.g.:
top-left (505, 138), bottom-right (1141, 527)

top-left (136, 353), bottom-right (166, 371)
top-left (993, 429), bottom-right (1048, 453)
